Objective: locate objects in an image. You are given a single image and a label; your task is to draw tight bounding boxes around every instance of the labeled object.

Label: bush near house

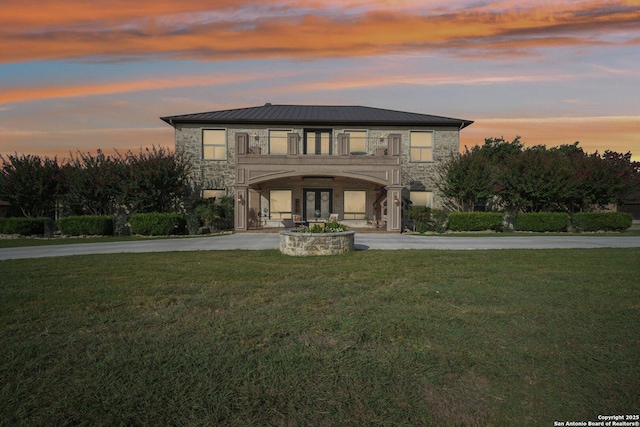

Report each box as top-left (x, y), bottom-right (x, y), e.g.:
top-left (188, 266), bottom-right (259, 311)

top-left (0, 217), bottom-right (49, 235)
top-left (57, 215), bottom-right (114, 236)
top-left (515, 212), bottom-right (570, 232)
top-left (572, 212), bottom-right (632, 232)
top-left (130, 213), bottom-right (186, 236)
top-left (447, 212), bottom-right (503, 232)
top-left (407, 206), bottom-right (432, 233)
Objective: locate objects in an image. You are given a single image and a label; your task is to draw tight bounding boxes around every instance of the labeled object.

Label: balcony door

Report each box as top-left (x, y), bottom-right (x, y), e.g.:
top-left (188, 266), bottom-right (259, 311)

top-left (304, 129), bottom-right (332, 155)
top-left (304, 189), bottom-right (332, 220)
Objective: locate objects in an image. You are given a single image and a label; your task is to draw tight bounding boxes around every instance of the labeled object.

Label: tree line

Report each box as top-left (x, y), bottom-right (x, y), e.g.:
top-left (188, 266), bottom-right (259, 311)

top-left (0, 147), bottom-right (192, 218)
top-left (436, 137), bottom-right (640, 213)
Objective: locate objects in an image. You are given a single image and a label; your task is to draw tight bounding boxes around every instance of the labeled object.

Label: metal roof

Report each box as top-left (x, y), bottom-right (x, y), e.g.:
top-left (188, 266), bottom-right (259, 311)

top-left (160, 104), bottom-right (473, 129)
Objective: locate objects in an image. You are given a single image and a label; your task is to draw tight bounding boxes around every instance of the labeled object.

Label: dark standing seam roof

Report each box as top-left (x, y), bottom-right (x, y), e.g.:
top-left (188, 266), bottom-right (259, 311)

top-left (161, 104), bottom-right (473, 129)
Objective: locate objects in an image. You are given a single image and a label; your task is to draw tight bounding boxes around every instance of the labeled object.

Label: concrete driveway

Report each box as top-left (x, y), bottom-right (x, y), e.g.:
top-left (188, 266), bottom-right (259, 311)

top-left (1, 233), bottom-right (639, 260)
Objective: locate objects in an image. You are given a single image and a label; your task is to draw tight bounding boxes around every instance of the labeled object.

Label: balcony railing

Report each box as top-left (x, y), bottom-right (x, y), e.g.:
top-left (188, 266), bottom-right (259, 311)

top-left (245, 136), bottom-right (390, 156)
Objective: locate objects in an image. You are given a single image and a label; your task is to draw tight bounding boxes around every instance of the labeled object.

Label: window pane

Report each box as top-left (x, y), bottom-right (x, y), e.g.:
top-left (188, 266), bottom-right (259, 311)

top-left (320, 133), bottom-right (330, 154)
top-left (203, 130), bottom-right (225, 145)
top-left (270, 190), bottom-right (292, 219)
top-left (410, 191), bottom-right (433, 207)
top-left (203, 146), bottom-right (215, 159)
top-left (203, 129), bottom-right (226, 160)
top-left (347, 131), bottom-right (366, 153)
top-left (344, 190), bottom-right (366, 219)
top-left (410, 131), bottom-right (433, 148)
top-left (269, 130), bottom-right (289, 155)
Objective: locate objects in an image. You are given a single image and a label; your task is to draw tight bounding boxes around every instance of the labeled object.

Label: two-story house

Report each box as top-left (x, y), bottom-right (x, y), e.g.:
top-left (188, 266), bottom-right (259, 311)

top-left (161, 104), bottom-right (473, 232)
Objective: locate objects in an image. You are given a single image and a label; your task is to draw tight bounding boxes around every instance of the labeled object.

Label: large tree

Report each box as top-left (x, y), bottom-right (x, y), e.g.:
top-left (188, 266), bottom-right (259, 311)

top-left (436, 138), bottom-right (640, 213)
top-left (0, 153), bottom-right (61, 217)
top-left (119, 146), bottom-right (192, 214)
top-left (60, 150), bottom-right (125, 216)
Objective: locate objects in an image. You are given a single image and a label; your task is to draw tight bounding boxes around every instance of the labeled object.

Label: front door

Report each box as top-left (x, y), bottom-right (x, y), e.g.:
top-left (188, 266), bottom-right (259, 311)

top-left (304, 189), bottom-right (332, 220)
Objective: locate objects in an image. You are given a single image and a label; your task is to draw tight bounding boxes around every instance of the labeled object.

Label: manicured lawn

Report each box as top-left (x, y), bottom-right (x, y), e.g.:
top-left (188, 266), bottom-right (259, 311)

top-left (1, 249), bottom-right (638, 425)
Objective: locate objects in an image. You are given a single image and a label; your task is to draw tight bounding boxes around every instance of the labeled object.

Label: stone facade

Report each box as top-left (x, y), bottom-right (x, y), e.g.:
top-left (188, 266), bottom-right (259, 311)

top-left (164, 105), bottom-right (472, 233)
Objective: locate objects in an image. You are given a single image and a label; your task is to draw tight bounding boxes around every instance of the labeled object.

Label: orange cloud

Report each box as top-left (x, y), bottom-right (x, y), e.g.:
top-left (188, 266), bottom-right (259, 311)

top-left (0, 73), bottom-right (272, 104)
top-left (1, 1), bottom-right (638, 63)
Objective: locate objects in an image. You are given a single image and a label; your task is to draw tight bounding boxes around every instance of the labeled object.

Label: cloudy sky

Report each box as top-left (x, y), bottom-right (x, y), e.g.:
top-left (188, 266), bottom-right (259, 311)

top-left (1, 0), bottom-right (638, 160)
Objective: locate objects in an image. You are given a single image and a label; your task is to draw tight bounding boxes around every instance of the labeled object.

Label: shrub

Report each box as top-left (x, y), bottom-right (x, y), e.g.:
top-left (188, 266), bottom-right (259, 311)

top-left (572, 212), bottom-right (632, 232)
top-left (58, 215), bottom-right (114, 236)
top-left (130, 213), bottom-right (187, 236)
top-left (515, 212), bottom-right (570, 232)
top-left (408, 206), bottom-right (431, 233)
top-left (447, 212), bottom-right (503, 232)
top-left (0, 217), bottom-right (49, 235)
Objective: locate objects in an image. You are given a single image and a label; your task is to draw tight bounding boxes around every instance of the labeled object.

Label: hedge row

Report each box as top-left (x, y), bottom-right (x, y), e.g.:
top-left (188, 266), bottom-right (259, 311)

top-left (419, 211), bottom-right (632, 233)
top-left (515, 213), bottom-right (570, 232)
top-left (448, 212), bottom-right (503, 232)
top-left (57, 215), bottom-right (114, 236)
top-left (129, 213), bottom-right (186, 236)
top-left (572, 212), bottom-right (632, 232)
top-left (0, 217), bottom-right (49, 235)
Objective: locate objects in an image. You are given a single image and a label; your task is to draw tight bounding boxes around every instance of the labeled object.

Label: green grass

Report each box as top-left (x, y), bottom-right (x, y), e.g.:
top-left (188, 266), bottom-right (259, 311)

top-left (1, 249), bottom-right (639, 425)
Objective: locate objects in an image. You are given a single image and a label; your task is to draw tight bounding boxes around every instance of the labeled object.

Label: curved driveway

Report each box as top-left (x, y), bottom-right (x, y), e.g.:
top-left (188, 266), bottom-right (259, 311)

top-left (1, 233), bottom-right (639, 260)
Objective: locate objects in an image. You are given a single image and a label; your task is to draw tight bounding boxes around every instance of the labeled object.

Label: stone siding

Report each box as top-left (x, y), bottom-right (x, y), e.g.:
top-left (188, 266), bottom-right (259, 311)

top-left (279, 230), bottom-right (355, 256)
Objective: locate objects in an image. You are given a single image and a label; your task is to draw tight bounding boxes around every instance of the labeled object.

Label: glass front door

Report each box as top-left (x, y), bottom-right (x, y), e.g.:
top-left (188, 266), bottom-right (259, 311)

top-left (304, 189), bottom-right (332, 220)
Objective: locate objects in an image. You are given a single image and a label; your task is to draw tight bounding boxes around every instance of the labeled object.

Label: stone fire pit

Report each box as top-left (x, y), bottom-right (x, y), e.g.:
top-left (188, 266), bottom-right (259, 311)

top-left (279, 229), bottom-right (355, 256)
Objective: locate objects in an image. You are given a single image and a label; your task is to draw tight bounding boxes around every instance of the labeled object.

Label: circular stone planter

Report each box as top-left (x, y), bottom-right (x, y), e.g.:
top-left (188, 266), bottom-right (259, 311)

top-left (279, 230), bottom-right (355, 256)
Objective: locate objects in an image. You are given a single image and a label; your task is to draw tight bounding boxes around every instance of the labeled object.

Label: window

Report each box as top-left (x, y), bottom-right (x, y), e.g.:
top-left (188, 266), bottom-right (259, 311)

top-left (270, 190), bottom-right (292, 219)
top-left (304, 129), bottom-right (332, 155)
top-left (344, 190), bottom-right (366, 220)
top-left (203, 129), bottom-right (226, 160)
top-left (202, 189), bottom-right (225, 203)
top-left (410, 191), bottom-right (433, 207)
top-left (345, 130), bottom-right (367, 153)
top-left (410, 131), bottom-right (433, 162)
top-left (269, 130), bottom-right (290, 155)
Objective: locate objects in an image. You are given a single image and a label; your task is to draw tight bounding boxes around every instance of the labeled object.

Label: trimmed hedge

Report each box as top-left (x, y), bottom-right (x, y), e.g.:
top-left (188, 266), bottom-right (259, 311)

top-left (0, 217), bottom-right (49, 235)
top-left (58, 215), bottom-right (114, 236)
top-left (572, 212), bottom-right (632, 232)
top-left (447, 212), bottom-right (503, 232)
top-left (130, 213), bottom-right (187, 236)
top-left (515, 212), bottom-right (570, 232)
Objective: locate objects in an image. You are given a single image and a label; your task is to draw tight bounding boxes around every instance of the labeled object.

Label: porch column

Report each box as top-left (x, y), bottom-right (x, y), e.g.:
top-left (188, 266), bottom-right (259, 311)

top-left (386, 186), bottom-right (403, 232)
top-left (234, 185), bottom-right (249, 231)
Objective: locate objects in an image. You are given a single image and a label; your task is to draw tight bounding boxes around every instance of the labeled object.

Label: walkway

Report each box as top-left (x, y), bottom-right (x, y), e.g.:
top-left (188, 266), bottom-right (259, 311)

top-left (1, 234), bottom-right (639, 260)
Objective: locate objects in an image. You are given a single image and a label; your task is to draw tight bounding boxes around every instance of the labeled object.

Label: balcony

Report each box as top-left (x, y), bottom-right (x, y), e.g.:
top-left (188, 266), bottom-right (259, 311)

top-left (236, 133), bottom-right (401, 159)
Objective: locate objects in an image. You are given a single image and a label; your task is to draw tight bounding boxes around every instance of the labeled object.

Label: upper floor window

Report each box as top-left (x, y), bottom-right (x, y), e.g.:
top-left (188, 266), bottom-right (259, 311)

top-left (344, 130), bottom-right (367, 154)
top-left (410, 131), bottom-right (433, 162)
top-left (269, 130), bottom-right (290, 155)
top-left (203, 129), bottom-right (226, 160)
top-left (304, 129), bottom-right (332, 155)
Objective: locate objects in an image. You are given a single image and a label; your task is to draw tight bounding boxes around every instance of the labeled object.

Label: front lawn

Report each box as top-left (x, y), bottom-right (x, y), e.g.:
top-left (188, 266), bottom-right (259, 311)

top-left (1, 249), bottom-right (638, 425)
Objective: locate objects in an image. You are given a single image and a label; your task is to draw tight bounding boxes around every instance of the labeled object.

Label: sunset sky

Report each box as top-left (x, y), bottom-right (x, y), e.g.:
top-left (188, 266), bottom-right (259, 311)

top-left (1, 0), bottom-right (639, 161)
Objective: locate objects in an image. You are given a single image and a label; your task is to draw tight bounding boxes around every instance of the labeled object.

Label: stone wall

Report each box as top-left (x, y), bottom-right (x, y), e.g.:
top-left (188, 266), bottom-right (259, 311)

top-left (279, 230), bottom-right (355, 256)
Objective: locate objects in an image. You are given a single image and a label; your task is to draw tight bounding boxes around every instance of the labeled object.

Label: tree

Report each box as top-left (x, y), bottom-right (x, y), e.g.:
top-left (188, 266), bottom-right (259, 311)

top-left (436, 136), bottom-right (523, 212)
top-left (119, 146), bottom-right (192, 213)
top-left (60, 150), bottom-right (125, 216)
top-left (0, 153), bottom-right (60, 217)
